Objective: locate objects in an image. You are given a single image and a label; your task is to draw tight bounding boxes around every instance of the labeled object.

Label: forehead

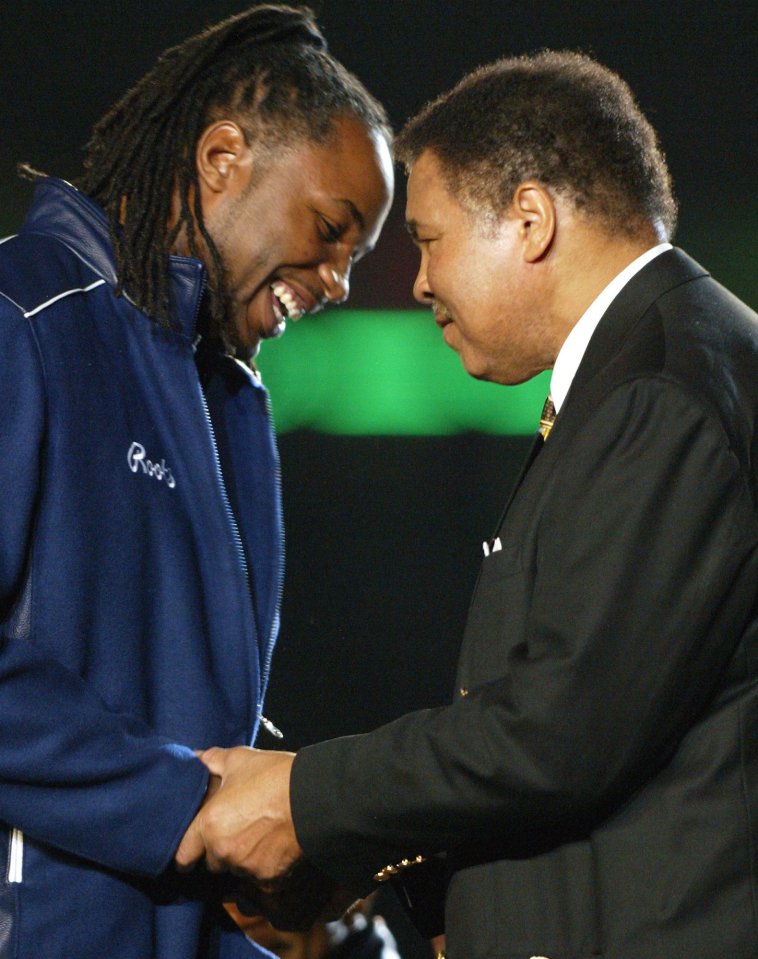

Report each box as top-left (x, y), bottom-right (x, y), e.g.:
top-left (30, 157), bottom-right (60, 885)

top-left (406, 150), bottom-right (467, 227)
top-left (289, 117), bottom-right (393, 199)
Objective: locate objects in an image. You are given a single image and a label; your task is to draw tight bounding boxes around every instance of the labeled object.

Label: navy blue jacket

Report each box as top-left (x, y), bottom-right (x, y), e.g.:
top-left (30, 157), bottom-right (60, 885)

top-left (0, 178), bottom-right (283, 958)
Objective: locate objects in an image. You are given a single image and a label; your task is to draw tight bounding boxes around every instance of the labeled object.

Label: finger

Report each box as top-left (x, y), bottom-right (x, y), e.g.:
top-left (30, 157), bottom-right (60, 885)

top-left (198, 746), bottom-right (228, 776)
top-left (205, 773), bottom-right (222, 801)
top-left (174, 820), bottom-right (206, 870)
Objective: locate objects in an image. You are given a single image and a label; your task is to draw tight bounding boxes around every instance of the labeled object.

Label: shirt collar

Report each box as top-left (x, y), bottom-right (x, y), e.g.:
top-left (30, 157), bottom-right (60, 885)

top-left (550, 242), bottom-right (672, 411)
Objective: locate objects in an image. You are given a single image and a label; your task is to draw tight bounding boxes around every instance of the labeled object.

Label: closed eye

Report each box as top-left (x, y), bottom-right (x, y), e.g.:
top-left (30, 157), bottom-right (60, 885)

top-left (406, 226), bottom-right (435, 248)
top-left (319, 216), bottom-right (345, 243)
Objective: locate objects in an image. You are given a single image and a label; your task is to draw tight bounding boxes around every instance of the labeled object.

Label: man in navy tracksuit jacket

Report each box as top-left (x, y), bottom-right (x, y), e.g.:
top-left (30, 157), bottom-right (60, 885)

top-left (0, 6), bottom-right (393, 958)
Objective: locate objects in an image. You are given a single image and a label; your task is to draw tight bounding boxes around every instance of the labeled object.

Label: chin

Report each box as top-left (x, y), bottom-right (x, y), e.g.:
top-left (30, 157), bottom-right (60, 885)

top-left (459, 353), bottom-right (493, 382)
top-left (222, 311), bottom-right (259, 354)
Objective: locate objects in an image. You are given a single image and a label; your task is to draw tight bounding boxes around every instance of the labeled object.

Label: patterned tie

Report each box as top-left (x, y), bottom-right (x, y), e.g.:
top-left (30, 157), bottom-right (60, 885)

top-left (539, 395), bottom-right (556, 440)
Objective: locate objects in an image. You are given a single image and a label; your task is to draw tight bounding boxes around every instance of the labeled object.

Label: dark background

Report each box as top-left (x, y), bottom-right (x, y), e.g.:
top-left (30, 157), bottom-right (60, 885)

top-left (1, 1), bottom-right (756, 308)
top-left (2, 2), bottom-right (756, 955)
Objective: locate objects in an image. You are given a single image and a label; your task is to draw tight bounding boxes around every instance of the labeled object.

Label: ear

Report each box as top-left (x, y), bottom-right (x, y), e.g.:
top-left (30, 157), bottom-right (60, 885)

top-left (512, 182), bottom-right (556, 262)
top-left (195, 120), bottom-right (254, 195)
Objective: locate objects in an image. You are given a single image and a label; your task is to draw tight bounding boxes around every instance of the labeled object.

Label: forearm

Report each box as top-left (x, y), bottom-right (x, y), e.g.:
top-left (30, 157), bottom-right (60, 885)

top-left (0, 630), bottom-right (209, 876)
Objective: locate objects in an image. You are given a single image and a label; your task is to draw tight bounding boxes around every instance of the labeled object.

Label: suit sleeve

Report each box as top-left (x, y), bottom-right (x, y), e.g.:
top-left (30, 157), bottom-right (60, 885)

top-left (290, 377), bottom-right (758, 891)
top-left (0, 309), bottom-right (208, 877)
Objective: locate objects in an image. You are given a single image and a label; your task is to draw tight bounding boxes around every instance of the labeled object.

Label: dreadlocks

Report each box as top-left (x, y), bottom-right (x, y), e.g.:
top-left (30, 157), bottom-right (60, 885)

top-left (76, 4), bottom-right (390, 332)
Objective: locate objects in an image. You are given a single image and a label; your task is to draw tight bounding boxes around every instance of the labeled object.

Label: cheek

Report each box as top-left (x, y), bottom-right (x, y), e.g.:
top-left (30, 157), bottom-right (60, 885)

top-left (452, 279), bottom-right (494, 332)
top-left (462, 264), bottom-right (509, 322)
top-left (232, 245), bottom-right (277, 296)
top-left (428, 253), bottom-right (467, 308)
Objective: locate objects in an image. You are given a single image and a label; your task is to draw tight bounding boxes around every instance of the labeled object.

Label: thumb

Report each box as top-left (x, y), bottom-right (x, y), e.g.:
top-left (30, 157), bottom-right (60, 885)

top-left (198, 745), bottom-right (228, 777)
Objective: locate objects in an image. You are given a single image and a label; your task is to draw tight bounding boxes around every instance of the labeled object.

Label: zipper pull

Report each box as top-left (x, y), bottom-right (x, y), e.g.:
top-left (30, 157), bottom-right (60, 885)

top-left (259, 714), bottom-right (284, 739)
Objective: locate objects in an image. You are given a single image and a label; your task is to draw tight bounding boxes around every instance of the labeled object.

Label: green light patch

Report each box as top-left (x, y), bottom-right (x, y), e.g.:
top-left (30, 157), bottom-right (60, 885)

top-left (256, 309), bottom-right (551, 435)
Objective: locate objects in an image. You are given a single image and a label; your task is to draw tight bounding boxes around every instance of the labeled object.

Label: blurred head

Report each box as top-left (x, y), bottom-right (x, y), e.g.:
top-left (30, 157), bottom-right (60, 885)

top-left (79, 4), bottom-right (393, 348)
top-left (226, 898), bottom-right (397, 959)
top-left (241, 915), bottom-right (329, 959)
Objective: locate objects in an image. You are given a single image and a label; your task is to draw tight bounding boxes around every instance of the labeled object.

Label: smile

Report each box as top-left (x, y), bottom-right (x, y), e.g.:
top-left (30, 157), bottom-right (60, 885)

top-left (271, 281), bottom-right (306, 322)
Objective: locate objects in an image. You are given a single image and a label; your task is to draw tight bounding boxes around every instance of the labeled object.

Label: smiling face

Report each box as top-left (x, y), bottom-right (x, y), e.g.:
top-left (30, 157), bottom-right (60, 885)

top-left (406, 150), bottom-right (559, 385)
top-left (195, 115), bottom-right (394, 351)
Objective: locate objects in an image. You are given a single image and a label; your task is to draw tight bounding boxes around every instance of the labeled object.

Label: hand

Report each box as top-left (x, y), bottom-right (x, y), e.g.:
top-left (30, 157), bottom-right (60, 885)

top-left (175, 746), bottom-right (301, 888)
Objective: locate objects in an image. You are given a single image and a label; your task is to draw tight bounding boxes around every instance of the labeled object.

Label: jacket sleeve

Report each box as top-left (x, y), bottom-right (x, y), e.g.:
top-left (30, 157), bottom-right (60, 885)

top-left (290, 377), bottom-right (758, 891)
top-left (0, 309), bottom-right (209, 877)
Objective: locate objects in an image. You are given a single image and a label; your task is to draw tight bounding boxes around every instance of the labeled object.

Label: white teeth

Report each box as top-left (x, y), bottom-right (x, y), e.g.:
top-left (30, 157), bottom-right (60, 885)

top-left (271, 282), bottom-right (305, 321)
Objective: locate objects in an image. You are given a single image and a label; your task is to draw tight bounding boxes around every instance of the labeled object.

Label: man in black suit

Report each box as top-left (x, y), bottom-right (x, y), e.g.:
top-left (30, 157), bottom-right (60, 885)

top-left (176, 51), bottom-right (758, 959)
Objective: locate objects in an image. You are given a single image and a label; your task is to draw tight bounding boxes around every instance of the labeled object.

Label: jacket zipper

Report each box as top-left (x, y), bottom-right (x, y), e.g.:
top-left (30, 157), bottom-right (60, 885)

top-left (193, 306), bottom-right (252, 611)
top-left (197, 384), bottom-right (273, 740)
top-left (258, 714), bottom-right (284, 739)
top-left (7, 828), bottom-right (23, 883)
top-left (258, 387), bottom-right (285, 715)
top-left (197, 387), bottom-right (254, 616)
top-left (196, 339), bottom-right (285, 742)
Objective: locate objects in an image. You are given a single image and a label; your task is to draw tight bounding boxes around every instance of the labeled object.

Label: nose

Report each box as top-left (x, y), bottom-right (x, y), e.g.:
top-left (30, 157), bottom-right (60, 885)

top-left (412, 254), bottom-right (433, 305)
top-left (318, 262), bottom-right (350, 305)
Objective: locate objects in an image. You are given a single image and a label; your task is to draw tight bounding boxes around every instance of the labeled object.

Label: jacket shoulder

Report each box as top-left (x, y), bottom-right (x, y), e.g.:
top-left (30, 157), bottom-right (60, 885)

top-left (0, 232), bottom-right (105, 320)
top-left (589, 271), bottom-right (758, 482)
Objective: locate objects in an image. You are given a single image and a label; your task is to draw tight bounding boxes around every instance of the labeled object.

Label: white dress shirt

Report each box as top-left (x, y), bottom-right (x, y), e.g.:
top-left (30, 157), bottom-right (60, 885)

top-left (549, 243), bottom-right (672, 412)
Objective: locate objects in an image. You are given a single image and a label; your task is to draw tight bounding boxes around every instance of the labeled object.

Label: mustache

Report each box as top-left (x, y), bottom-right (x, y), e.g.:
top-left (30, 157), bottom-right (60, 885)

top-left (432, 301), bottom-right (453, 323)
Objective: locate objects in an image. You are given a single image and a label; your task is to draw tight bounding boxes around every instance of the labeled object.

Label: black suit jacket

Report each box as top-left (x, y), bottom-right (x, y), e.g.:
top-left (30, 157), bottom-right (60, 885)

top-left (291, 250), bottom-right (758, 958)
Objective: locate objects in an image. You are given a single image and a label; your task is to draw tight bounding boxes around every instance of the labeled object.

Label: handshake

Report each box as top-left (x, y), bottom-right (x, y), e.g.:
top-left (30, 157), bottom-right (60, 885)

top-left (174, 746), bottom-right (357, 932)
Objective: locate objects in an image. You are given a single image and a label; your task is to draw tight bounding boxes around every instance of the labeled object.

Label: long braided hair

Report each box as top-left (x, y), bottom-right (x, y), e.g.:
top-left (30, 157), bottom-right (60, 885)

top-left (76, 4), bottom-right (390, 332)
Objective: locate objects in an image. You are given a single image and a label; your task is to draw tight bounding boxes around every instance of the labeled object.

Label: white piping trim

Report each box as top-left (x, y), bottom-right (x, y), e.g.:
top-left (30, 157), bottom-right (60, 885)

top-left (0, 288), bottom-right (25, 313)
top-left (23, 279), bottom-right (106, 318)
top-left (0, 234), bottom-right (17, 246)
top-left (8, 828), bottom-right (23, 883)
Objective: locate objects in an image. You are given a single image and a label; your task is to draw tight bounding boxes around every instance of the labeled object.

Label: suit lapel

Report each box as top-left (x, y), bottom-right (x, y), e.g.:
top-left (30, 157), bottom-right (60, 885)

top-left (490, 433), bottom-right (543, 536)
top-left (493, 249), bottom-right (709, 533)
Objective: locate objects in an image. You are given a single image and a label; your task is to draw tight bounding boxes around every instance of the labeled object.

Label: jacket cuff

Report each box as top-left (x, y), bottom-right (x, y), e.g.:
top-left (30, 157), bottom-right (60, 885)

top-left (290, 742), bottom-right (377, 896)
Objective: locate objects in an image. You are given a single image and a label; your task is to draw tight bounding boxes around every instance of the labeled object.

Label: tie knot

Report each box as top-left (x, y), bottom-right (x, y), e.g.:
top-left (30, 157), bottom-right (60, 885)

top-left (539, 395), bottom-right (556, 439)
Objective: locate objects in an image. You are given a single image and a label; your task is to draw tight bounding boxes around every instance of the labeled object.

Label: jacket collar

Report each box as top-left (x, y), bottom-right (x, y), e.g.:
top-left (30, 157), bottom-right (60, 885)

top-left (568, 247), bottom-right (709, 401)
top-left (21, 177), bottom-right (206, 338)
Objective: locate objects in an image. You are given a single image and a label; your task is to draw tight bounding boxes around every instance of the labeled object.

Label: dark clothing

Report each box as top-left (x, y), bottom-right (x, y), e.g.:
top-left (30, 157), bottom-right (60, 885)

top-left (0, 178), bottom-right (282, 958)
top-left (291, 250), bottom-right (758, 958)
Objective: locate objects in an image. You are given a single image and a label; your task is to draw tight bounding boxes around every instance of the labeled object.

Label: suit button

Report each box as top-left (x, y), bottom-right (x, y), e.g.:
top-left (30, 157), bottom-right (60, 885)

top-left (459, 687), bottom-right (469, 697)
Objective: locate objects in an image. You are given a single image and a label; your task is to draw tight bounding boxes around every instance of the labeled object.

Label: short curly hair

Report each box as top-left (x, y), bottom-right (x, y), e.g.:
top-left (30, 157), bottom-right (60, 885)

top-left (396, 50), bottom-right (676, 239)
